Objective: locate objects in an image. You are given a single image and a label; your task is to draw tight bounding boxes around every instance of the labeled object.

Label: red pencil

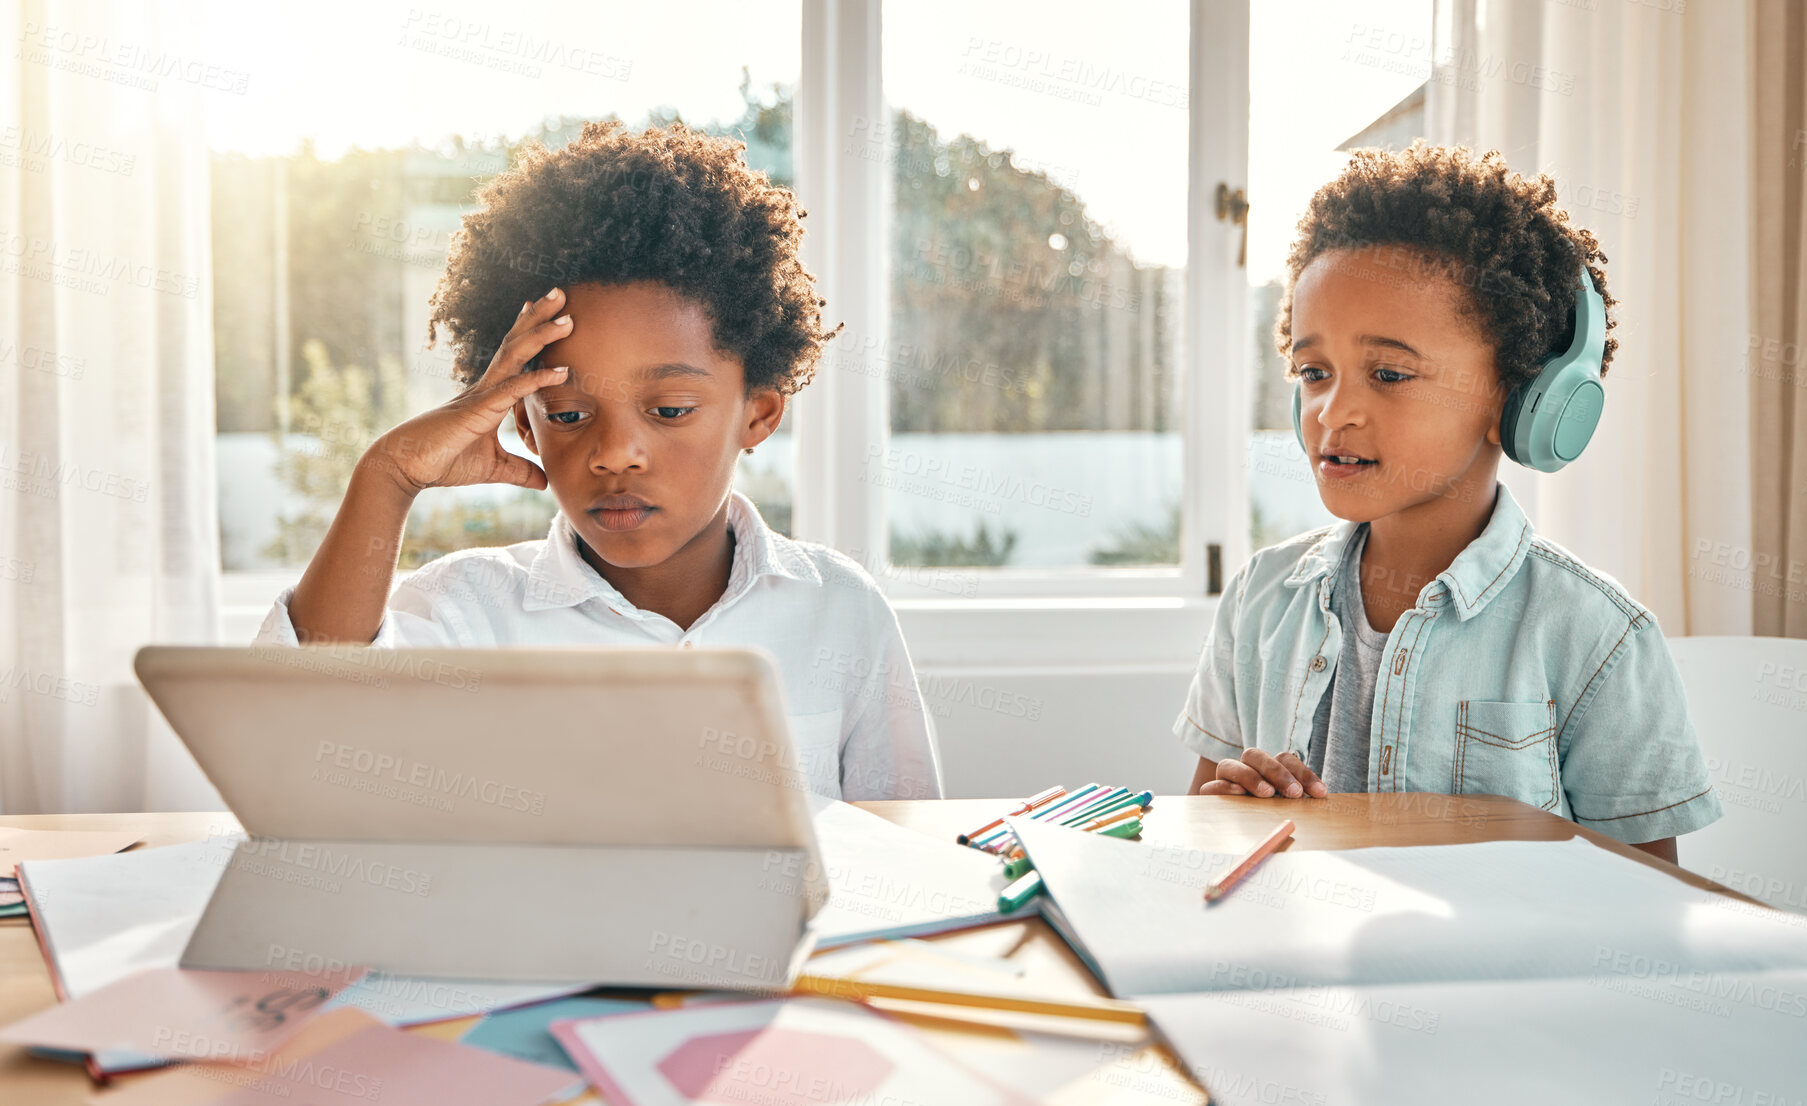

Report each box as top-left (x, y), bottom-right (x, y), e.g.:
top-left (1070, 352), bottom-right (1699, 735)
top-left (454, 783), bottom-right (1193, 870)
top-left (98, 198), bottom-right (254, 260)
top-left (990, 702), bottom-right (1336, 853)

top-left (1204, 819), bottom-right (1296, 903)
top-left (956, 785), bottom-right (1065, 845)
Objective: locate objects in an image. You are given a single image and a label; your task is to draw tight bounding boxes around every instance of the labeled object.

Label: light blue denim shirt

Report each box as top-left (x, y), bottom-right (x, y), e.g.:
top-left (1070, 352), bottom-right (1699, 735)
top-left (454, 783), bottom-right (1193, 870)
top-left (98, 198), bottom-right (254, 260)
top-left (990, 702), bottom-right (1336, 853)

top-left (1173, 482), bottom-right (1723, 845)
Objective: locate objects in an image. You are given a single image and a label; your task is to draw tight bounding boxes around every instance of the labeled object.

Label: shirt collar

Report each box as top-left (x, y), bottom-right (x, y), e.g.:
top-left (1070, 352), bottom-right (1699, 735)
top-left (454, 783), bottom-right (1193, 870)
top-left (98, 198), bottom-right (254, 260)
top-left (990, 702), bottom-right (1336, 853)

top-left (522, 489), bottom-right (821, 615)
top-left (1283, 482), bottom-right (1533, 622)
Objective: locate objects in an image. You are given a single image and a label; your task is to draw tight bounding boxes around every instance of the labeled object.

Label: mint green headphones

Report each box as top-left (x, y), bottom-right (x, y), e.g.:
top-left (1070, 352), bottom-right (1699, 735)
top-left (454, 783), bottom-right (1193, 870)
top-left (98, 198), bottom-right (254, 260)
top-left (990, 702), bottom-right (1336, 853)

top-left (1291, 265), bottom-right (1607, 473)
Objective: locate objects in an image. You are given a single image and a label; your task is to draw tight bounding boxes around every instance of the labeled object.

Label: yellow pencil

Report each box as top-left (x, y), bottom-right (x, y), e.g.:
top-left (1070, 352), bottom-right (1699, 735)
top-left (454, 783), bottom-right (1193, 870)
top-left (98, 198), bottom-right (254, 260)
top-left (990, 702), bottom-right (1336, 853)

top-left (791, 974), bottom-right (1147, 1025)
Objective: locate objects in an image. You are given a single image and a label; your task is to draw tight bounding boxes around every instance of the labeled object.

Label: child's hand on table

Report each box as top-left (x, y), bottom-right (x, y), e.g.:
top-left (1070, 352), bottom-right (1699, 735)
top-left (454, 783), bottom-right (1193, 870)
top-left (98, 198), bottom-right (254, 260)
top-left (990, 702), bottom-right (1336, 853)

top-left (363, 287), bottom-right (575, 496)
top-left (1198, 750), bottom-right (1328, 798)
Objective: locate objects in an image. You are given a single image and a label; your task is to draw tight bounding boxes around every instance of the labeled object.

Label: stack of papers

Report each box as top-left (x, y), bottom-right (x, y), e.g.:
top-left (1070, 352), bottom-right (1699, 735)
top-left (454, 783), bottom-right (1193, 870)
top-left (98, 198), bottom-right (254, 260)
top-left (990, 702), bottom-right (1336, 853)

top-left (1008, 817), bottom-right (1807, 1103)
top-left (16, 836), bottom-right (242, 1075)
top-left (0, 968), bottom-right (584, 1105)
top-left (14, 836), bottom-right (587, 1076)
top-left (0, 965), bottom-right (367, 1060)
top-left (0, 827), bottom-right (140, 918)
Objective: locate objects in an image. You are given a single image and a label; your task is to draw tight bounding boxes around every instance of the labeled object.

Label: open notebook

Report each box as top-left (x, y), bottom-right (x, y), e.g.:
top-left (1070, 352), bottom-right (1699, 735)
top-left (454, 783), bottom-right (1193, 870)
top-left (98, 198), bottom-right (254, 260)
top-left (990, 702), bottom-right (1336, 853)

top-left (1008, 816), bottom-right (1807, 1104)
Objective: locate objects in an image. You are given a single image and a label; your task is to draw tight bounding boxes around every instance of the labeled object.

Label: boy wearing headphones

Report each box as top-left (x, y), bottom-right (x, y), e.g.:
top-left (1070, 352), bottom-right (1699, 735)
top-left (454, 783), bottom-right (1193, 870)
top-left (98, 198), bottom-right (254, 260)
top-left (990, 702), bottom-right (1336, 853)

top-left (1176, 143), bottom-right (1720, 861)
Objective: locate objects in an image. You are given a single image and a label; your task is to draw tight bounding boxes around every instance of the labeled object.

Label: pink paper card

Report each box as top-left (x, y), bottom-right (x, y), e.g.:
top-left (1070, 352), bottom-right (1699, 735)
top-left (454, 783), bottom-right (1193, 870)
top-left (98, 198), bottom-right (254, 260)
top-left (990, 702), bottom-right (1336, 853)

top-left (95, 1007), bottom-right (379, 1105)
top-left (298, 1019), bottom-right (582, 1105)
top-left (0, 828), bottom-right (140, 876)
top-left (96, 1007), bottom-right (581, 1106)
top-left (551, 997), bottom-right (1036, 1106)
top-left (0, 965), bottom-right (365, 1062)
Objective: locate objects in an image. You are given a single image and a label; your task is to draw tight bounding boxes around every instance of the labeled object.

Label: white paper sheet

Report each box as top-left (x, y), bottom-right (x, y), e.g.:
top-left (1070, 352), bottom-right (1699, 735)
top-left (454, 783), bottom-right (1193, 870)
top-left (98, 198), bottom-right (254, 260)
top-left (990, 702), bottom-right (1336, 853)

top-left (1007, 817), bottom-right (1807, 997)
top-left (807, 797), bottom-right (1028, 947)
top-left (18, 835), bottom-right (242, 1000)
top-left (1143, 969), bottom-right (1807, 1105)
top-left (18, 836), bottom-right (242, 1074)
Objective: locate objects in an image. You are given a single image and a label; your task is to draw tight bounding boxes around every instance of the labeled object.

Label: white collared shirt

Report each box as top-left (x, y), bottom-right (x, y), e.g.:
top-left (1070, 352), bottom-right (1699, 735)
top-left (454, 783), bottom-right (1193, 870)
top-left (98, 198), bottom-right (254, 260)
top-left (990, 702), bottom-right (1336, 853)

top-left (253, 491), bottom-right (943, 800)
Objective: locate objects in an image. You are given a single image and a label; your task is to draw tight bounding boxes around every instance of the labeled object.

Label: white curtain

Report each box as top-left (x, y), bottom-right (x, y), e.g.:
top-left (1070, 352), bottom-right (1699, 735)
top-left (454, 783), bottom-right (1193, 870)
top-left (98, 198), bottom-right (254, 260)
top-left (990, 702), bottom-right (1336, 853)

top-left (0, 0), bottom-right (223, 812)
top-left (1750, 0), bottom-right (1807, 638)
top-left (1426, 0), bottom-right (1755, 636)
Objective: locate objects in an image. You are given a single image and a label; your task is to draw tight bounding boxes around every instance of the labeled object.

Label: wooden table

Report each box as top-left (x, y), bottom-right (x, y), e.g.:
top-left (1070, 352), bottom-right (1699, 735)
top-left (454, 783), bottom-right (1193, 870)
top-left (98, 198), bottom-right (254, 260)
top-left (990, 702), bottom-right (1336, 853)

top-left (0, 795), bottom-right (1760, 1103)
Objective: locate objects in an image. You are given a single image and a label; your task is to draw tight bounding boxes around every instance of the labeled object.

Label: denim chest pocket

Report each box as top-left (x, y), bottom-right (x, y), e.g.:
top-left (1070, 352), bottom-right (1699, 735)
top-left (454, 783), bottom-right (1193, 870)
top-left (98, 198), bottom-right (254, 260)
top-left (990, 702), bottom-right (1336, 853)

top-left (1453, 700), bottom-right (1559, 811)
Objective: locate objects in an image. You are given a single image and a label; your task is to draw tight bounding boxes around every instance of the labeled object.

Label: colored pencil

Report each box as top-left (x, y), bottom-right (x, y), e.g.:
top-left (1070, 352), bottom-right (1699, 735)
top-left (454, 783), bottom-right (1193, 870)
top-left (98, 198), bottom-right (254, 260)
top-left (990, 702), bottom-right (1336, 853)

top-left (1056, 790), bottom-right (1148, 830)
top-left (1052, 787), bottom-right (1131, 827)
top-left (1078, 806), bottom-right (1144, 833)
top-left (956, 785), bottom-right (1065, 845)
top-left (1030, 783), bottom-right (1104, 823)
top-left (1204, 819), bottom-right (1296, 903)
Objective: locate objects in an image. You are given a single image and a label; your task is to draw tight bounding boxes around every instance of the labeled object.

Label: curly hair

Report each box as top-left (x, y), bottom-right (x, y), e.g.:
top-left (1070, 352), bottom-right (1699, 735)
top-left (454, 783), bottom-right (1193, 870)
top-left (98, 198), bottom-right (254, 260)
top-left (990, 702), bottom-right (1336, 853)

top-left (427, 120), bottom-right (837, 395)
top-left (1275, 141), bottom-right (1617, 398)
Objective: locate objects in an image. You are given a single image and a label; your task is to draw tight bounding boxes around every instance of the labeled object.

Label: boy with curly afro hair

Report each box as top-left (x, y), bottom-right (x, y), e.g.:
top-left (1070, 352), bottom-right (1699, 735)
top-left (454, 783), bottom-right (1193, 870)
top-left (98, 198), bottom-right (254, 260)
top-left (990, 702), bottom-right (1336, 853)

top-left (255, 121), bottom-right (943, 802)
top-left (1176, 142), bottom-right (1720, 861)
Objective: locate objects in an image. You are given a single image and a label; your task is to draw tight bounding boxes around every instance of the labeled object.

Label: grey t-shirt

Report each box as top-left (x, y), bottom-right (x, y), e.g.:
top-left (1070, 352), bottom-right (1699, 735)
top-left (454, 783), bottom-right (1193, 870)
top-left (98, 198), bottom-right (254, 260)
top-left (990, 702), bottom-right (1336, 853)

top-left (1307, 528), bottom-right (1390, 793)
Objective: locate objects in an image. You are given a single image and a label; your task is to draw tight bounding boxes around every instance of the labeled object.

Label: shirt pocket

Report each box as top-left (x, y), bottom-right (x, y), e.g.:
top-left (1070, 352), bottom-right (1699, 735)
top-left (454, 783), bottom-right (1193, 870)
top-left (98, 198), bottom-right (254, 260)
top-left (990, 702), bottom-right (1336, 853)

top-left (1453, 699), bottom-right (1559, 811)
top-left (787, 708), bottom-right (845, 800)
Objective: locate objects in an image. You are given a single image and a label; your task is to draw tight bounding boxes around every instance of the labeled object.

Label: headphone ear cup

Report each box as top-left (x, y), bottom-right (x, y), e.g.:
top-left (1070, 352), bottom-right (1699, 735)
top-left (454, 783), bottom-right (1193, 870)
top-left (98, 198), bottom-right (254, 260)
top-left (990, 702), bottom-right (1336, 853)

top-left (1499, 384), bottom-right (1524, 465)
top-left (1504, 265), bottom-right (1608, 472)
top-left (1291, 386), bottom-right (1305, 455)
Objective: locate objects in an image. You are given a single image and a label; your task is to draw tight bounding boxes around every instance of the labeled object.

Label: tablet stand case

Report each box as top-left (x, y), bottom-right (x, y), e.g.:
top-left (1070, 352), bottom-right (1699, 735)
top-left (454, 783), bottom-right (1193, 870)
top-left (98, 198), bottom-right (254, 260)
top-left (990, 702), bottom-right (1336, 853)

top-left (134, 645), bottom-right (828, 989)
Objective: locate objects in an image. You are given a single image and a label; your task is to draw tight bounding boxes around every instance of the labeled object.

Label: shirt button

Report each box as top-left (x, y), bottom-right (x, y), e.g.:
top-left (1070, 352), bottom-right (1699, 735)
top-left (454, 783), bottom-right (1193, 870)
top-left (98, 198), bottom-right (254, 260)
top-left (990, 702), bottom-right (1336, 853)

top-left (681, 640), bottom-right (694, 648)
top-left (1310, 654), bottom-right (1326, 672)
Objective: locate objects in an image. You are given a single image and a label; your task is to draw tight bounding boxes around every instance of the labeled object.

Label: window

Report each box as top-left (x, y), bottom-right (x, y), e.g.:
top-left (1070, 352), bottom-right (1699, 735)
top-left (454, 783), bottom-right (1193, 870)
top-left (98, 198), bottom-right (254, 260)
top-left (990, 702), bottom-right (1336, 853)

top-left (214, 1), bottom-right (1277, 634)
top-left (878, 2), bottom-right (1188, 573)
top-left (1245, 0), bottom-right (1433, 549)
top-left (208, 1), bottom-right (802, 572)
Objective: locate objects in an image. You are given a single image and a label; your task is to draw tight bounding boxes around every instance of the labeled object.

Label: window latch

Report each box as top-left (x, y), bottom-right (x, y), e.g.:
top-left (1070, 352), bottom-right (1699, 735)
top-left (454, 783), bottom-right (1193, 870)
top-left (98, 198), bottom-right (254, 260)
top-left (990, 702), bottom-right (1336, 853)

top-left (1215, 183), bottom-right (1250, 269)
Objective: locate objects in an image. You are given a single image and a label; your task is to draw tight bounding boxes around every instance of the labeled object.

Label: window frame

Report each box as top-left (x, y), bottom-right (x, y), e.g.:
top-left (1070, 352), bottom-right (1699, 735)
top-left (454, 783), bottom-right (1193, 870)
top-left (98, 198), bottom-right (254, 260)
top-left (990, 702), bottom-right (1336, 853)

top-left (217, 0), bottom-right (1253, 664)
top-left (789, 0), bottom-right (1251, 603)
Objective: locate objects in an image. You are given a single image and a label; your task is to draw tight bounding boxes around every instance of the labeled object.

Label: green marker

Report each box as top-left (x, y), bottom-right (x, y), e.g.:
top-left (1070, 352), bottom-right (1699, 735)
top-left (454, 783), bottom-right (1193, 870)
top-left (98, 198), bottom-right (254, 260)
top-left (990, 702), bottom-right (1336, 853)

top-left (1099, 818), bottom-right (1143, 839)
top-left (998, 869), bottom-right (1044, 913)
top-left (1002, 855), bottom-right (1035, 880)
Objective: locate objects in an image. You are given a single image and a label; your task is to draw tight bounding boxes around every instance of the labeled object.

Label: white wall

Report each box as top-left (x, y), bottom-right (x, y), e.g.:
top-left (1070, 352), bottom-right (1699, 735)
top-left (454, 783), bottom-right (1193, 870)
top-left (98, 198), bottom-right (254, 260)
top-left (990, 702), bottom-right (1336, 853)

top-left (913, 664), bottom-right (1201, 798)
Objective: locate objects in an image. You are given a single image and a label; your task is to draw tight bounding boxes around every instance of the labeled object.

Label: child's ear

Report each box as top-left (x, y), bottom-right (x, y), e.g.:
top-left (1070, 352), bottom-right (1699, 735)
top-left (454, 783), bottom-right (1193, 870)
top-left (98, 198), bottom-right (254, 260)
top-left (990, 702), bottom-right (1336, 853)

top-left (741, 388), bottom-right (786, 451)
top-left (1483, 362), bottom-right (1507, 447)
top-left (513, 401), bottom-right (540, 456)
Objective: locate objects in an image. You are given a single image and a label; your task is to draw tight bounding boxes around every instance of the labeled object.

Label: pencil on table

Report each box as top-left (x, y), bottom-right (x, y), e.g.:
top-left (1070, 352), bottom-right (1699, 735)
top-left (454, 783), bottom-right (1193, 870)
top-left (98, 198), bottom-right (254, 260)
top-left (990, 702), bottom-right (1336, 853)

top-left (1203, 818), bottom-right (1296, 904)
